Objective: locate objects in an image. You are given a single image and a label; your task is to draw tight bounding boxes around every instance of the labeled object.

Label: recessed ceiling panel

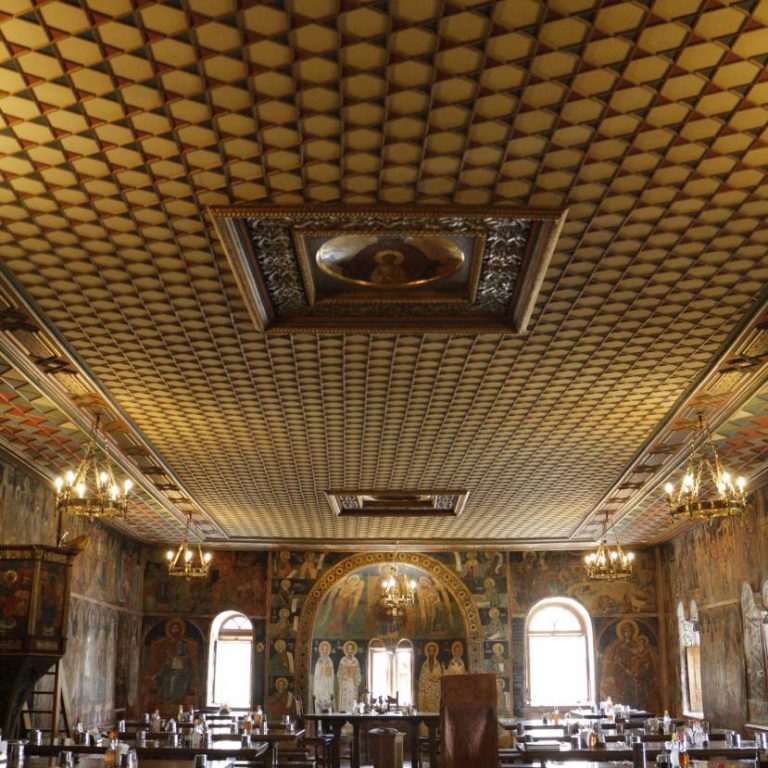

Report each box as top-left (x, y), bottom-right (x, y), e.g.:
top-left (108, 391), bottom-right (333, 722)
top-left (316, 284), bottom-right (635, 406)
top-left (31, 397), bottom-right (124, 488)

top-left (212, 205), bottom-right (566, 334)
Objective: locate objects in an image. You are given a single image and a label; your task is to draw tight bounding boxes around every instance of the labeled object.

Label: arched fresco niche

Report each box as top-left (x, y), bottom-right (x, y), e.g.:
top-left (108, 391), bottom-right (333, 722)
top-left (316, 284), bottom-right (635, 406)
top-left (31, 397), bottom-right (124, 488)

top-left (294, 552), bottom-right (482, 706)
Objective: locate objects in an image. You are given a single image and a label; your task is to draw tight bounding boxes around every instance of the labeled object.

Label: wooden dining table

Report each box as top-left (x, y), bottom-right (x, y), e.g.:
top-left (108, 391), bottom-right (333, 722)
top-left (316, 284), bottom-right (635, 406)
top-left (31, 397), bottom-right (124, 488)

top-left (25, 738), bottom-right (278, 766)
top-left (304, 711), bottom-right (440, 768)
top-left (26, 758), bottom-right (266, 768)
top-left (516, 738), bottom-right (760, 764)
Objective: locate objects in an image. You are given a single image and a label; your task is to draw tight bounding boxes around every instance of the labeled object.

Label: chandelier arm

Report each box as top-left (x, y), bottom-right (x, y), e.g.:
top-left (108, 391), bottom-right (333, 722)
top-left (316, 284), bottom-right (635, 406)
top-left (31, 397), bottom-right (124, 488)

top-left (664, 411), bottom-right (747, 521)
top-left (166, 512), bottom-right (212, 579)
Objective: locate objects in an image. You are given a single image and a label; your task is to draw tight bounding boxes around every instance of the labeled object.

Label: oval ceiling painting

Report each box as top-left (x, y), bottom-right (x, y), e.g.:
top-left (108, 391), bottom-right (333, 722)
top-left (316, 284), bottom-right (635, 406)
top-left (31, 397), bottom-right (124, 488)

top-left (316, 234), bottom-right (465, 289)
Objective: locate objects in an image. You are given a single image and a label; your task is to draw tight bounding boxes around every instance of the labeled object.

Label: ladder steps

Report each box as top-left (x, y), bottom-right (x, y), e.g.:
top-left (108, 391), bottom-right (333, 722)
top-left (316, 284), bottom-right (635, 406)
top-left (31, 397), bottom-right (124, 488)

top-left (21, 661), bottom-right (72, 745)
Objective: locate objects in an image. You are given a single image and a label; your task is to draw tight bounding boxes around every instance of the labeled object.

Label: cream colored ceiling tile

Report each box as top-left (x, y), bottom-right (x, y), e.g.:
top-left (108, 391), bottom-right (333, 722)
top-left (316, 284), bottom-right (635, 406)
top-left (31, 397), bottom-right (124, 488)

top-left (391, 28), bottom-right (437, 57)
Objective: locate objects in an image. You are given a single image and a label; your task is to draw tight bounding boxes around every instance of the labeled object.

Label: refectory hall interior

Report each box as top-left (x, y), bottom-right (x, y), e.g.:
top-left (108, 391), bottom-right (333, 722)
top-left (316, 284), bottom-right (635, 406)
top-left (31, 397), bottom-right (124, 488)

top-left (0, 1), bottom-right (768, 767)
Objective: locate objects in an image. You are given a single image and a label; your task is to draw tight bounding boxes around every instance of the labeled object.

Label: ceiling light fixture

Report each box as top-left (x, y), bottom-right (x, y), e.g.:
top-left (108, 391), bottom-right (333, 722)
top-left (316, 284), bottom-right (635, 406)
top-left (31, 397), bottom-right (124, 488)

top-left (664, 412), bottom-right (746, 521)
top-left (584, 517), bottom-right (634, 581)
top-left (166, 513), bottom-right (212, 578)
top-left (379, 559), bottom-right (416, 621)
top-left (53, 415), bottom-right (132, 520)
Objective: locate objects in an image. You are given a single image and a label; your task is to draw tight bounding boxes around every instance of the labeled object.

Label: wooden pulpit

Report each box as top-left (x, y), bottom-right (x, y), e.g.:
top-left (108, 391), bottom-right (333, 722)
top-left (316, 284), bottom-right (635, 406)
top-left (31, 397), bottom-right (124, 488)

top-left (0, 545), bottom-right (77, 738)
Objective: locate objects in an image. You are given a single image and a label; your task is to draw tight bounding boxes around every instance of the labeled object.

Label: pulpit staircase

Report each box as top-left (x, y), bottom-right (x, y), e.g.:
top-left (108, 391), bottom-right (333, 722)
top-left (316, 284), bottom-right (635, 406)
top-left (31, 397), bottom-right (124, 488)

top-left (21, 659), bottom-right (73, 744)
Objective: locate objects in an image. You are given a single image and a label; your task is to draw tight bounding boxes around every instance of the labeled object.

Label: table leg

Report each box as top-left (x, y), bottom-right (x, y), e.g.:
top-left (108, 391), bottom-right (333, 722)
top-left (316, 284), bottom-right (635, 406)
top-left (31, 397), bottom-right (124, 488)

top-left (352, 721), bottom-right (361, 768)
top-left (330, 722), bottom-right (342, 768)
top-left (429, 722), bottom-right (438, 768)
top-left (410, 724), bottom-right (419, 768)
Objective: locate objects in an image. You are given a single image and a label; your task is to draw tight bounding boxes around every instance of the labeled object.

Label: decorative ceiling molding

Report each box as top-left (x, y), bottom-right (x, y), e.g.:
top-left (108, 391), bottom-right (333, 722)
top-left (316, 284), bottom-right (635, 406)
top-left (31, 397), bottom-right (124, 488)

top-left (212, 205), bottom-right (567, 335)
top-left (326, 489), bottom-right (469, 517)
top-left (0, 267), bottom-right (226, 543)
top-left (578, 296), bottom-right (768, 545)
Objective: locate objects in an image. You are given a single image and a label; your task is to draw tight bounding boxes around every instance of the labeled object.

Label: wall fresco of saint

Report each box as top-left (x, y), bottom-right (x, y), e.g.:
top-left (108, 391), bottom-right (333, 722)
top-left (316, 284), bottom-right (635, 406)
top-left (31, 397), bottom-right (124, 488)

top-left (64, 599), bottom-right (118, 725)
top-left (142, 617), bottom-right (205, 715)
top-left (596, 617), bottom-right (660, 712)
top-left (266, 550), bottom-right (510, 717)
top-left (0, 457), bottom-right (57, 546)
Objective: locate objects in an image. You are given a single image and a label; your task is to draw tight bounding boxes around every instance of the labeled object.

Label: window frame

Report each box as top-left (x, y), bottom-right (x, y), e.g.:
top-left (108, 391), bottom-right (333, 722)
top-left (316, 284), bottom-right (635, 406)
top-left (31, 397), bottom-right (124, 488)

top-left (525, 597), bottom-right (595, 708)
top-left (678, 600), bottom-right (703, 718)
top-left (207, 610), bottom-right (254, 709)
top-left (367, 637), bottom-right (414, 706)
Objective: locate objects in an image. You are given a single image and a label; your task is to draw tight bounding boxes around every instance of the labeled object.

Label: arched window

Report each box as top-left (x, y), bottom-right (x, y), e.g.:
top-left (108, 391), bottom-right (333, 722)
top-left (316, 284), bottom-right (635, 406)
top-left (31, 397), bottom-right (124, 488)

top-left (368, 638), bottom-right (414, 706)
top-left (678, 600), bottom-right (702, 716)
top-left (208, 611), bottom-right (253, 708)
top-left (526, 597), bottom-right (595, 706)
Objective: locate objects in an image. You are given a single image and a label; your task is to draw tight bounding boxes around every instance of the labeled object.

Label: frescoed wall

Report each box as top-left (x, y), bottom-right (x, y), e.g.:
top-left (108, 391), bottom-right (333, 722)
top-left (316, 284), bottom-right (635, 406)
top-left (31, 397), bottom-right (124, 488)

top-left (302, 562), bottom-right (465, 712)
top-left (509, 549), bottom-right (661, 715)
top-left (0, 456), bottom-right (57, 545)
top-left (139, 550), bottom-right (269, 715)
top-left (0, 450), bottom-right (144, 727)
top-left (143, 551), bottom-right (268, 616)
top-left (662, 480), bottom-right (768, 730)
top-left (7, 442), bottom-right (768, 732)
top-left (64, 600), bottom-right (119, 726)
top-left (265, 550), bottom-right (507, 718)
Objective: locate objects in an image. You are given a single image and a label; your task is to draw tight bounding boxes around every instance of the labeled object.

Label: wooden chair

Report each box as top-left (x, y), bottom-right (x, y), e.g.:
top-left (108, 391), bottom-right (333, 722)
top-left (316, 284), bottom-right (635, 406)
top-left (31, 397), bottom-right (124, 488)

top-left (204, 714), bottom-right (238, 735)
top-left (386, 692), bottom-right (400, 712)
top-left (276, 698), bottom-right (333, 768)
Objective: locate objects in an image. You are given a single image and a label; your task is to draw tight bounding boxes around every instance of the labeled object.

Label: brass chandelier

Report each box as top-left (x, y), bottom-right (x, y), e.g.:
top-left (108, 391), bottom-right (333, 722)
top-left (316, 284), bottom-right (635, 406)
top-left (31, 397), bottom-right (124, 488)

top-left (166, 513), bottom-right (212, 578)
top-left (664, 413), bottom-right (746, 521)
top-left (54, 416), bottom-right (133, 520)
top-left (379, 561), bottom-right (416, 619)
top-left (584, 517), bottom-right (634, 581)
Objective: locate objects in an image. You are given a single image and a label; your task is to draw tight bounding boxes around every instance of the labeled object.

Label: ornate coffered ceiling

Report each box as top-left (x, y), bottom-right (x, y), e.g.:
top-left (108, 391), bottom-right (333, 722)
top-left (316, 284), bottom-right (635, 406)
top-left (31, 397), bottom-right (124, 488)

top-left (212, 204), bottom-right (566, 333)
top-left (0, 0), bottom-right (766, 549)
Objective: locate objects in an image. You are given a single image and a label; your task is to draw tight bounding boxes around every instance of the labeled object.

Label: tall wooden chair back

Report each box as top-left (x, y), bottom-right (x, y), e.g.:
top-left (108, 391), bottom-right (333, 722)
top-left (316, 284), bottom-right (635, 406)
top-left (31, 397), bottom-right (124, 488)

top-left (440, 673), bottom-right (498, 768)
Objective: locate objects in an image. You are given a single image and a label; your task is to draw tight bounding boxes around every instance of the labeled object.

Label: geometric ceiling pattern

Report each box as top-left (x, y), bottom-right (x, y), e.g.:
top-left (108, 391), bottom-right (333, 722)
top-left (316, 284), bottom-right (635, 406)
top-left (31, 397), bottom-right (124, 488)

top-left (0, 0), bottom-right (767, 547)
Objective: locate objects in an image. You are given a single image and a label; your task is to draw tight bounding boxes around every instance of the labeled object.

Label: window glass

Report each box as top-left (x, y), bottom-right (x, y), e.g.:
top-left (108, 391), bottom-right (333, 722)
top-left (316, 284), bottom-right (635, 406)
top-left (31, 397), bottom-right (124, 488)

top-left (526, 598), bottom-right (594, 707)
top-left (209, 612), bottom-right (253, 708)
top-left (367, 639), bottom-right (414, 706)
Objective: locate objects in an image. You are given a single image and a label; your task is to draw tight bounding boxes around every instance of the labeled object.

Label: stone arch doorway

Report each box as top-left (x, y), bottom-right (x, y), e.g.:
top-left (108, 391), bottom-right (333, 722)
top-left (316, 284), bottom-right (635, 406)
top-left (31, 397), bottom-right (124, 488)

top-left (294, 552), bottom-right (483, 705)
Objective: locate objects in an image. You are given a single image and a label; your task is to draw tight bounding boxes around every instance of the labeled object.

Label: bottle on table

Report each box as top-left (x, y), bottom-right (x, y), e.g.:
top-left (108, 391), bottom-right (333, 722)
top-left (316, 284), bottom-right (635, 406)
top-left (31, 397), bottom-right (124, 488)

top-left (669, 737), bottom-right (680, 767)
top-left (588, 726), bottom-right (599, 748)
top-left (191, 719), bottom-right (202, 748)
top-left (104, 730), bottom-right (120, 768)
top-left (632, 740), bottom-right (647, 768)
top-left (662, 711), bottom-right (672, 736)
